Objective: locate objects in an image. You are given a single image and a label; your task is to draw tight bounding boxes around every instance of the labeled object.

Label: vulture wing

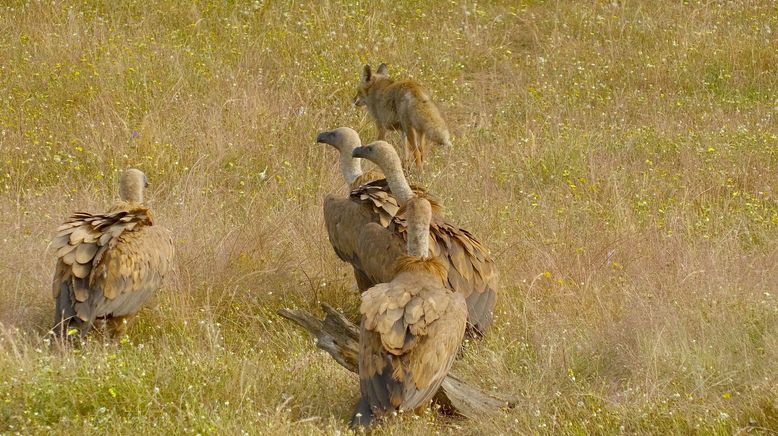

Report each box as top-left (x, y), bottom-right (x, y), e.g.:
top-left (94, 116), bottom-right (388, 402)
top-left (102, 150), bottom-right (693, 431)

top-left (51, 206), bottom-right (174, 337)
top-left (355, 223), bottom-right (406, 286)
top-left (358, 273), bottom-right (468, 416)
top-left (351, 179), bottom-right (440, 223)
top-left (323, 194), bottom-right (380, 292)
top-left (427, 218), bottom-right (498, 335)
top-left (323, 179), bottom-right (410, 292)
top-left (389, 214), bottom-right (498, 335)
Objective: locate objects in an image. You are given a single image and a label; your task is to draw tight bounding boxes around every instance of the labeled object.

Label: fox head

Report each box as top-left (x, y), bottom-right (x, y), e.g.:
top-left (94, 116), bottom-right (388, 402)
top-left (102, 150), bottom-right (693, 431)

top-left (353, 63), bottom-right (389, 106)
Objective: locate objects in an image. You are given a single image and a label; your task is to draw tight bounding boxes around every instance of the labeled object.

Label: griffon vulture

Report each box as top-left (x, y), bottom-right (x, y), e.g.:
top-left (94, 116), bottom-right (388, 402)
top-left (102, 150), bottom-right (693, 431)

top-left (50, 168), bottom-right (174, 339)
top-left (351, 196), bottom-right (467, 428)
top-left (316, 127), bottom-right (401, 290)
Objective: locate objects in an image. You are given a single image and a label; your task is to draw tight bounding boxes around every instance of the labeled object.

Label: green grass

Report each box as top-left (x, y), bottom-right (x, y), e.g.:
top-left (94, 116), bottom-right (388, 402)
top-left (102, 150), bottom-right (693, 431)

top-left (1, 0), bottom-right (777, 434)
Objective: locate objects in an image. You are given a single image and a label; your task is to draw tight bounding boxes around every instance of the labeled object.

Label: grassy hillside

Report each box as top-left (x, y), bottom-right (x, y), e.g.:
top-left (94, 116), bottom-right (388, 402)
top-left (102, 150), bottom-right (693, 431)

top-left (1, 0), bottom-right (776, 433)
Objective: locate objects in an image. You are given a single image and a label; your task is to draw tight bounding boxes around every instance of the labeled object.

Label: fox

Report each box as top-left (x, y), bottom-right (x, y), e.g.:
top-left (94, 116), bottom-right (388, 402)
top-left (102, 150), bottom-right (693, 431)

top-left (354, 63), bottom-right (452, 171)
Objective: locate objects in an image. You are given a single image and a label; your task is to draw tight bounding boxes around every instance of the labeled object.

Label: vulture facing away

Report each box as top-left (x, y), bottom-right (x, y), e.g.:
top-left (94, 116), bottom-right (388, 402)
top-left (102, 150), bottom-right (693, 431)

top-left (352, 196), bottom-right (467, 428)
top-left (316, 128), bottom-right (497, 335)
top-left (50, 168), bottom-right (174, 339)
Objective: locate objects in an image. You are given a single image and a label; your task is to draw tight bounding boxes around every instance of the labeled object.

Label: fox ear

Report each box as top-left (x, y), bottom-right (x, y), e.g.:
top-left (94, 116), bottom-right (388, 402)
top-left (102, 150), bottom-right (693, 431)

top-left (377, 63), bottom-right (388, 75)
top-left (361, 64), bottom-right (372, 82)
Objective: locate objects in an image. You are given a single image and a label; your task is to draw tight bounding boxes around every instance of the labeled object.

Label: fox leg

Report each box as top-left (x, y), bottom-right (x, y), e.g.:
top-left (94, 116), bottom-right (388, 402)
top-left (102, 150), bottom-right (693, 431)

top-left (405, 128), bottom-right (425, 172)
top-left (415, 131), bottom-right (427, 171)
top-left (376, 125), bottom-right (387, 140)
top-left (404, 128), bottom-right (420, 170)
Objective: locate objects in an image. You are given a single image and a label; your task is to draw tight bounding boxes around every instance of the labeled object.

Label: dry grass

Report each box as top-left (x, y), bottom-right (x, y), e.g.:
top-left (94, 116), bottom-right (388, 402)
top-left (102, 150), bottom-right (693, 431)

top-left (1, 0), bottom-right (777, 434)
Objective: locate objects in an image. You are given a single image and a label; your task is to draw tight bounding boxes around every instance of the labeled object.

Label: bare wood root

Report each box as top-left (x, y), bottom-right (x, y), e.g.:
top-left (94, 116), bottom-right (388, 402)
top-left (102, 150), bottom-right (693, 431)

top-left (278, 304), bottom-right (359, 373)
top-left (277, 303), bottom-right (514, 419)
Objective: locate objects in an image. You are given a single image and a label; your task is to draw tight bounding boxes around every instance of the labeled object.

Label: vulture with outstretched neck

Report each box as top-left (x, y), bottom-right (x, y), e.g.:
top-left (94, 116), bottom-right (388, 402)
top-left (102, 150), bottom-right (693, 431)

top-left (350, 139), bottom-right (498, 335)
top-left (316, 127), bottom-right (403, 291)
top-left (50, 168), bottom-right (174, 339)
top-left (352, 196), bottom-right (467, 428)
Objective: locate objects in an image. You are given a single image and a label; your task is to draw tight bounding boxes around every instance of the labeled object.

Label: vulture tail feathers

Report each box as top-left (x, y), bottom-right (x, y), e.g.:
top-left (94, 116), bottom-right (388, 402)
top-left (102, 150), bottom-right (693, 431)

top-left (52, 280), bottom-right (92, 339)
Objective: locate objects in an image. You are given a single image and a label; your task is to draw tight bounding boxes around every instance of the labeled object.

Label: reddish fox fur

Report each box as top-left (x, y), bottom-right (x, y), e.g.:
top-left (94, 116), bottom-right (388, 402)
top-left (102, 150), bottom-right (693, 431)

top-left (354, 63), bottom-right (452, 171)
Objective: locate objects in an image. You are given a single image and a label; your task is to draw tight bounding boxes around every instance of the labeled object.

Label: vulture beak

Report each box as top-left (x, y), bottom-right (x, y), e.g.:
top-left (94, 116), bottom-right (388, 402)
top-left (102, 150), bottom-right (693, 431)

top-left (144, 175), bottom-right (150, 188)
top-left (316, 131), bottom-right (332, 144)
top-left (352, 146), bottom-right (368, 159)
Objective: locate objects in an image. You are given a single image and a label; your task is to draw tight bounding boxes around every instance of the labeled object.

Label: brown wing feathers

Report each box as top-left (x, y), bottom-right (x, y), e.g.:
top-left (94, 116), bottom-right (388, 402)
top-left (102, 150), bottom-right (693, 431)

top-left (351, 179), bottom-right (440, 227)
top-left (52, 208), bottom-right (161, 333)
top-left (52, 209), bottom-right (152, 288)
top-left (357, 274), bottom-right (468, 423)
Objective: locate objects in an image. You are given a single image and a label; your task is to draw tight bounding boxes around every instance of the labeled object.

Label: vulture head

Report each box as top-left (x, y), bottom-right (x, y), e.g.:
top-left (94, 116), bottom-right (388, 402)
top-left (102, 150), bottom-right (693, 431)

top-left (353, 140), bottom-right (413, 204)
top-left (119, 168), bottom-right (148, 204)
top-left (317, 127), bottom-right (365, 185)
top-left (351, 141), bottom-right (402, 174)
top-left (316, 127), bottom-right (361, 153)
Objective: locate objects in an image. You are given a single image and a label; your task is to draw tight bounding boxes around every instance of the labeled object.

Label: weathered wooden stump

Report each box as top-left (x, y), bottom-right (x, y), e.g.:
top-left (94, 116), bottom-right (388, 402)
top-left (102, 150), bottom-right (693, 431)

top-left (277, 303), bottom-right (514, 419)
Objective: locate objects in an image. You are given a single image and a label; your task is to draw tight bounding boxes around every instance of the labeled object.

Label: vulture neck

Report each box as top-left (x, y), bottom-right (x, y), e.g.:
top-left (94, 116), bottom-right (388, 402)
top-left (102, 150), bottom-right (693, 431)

top-left (406, 197), bottom-right (431, 258)
top-left (339, 152), bottom-right (363, 186)
top-left (395, 196), bottom-right (447, 282)
top-left (119, 181), bottom-right (144, 203)
top-left (382, 164), bottom-right (413, 206)
top-left (406, 216), bottom-right (429, 258)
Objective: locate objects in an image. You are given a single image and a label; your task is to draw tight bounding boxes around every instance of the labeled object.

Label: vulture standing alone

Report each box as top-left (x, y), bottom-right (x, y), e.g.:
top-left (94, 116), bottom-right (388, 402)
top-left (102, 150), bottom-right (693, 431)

top-left (50, 168), bottom-right (174, 339)
top-left (316, 127), bottom-right (497, 335)
top-left (352, 196), bottom-right (467, 428)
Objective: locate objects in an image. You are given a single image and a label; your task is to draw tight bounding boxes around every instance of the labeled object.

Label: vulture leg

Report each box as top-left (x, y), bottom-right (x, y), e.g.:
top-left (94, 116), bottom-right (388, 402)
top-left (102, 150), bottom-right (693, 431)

top-left (350, 396), bottom-right (374, 428)
top-left (106, 315), bottom-right (134, 339)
